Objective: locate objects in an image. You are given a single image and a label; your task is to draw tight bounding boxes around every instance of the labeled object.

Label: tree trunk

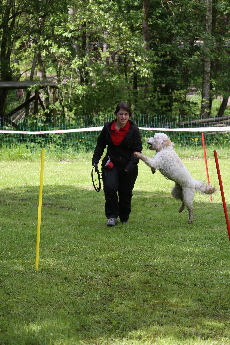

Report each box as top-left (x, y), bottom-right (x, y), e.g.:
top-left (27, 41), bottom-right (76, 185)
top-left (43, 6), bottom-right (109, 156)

top-left (141, 0), bottom-right (150, 112)
top-left (200, 0), bottom-right (212, 118)
top-left (142, 0), bottom-right (150, 51)
top-left (0, 0), bottom-right (14, 117)
top-left (25, 49), bottom-right (37, 116)
top-left (217, 96), bottom-right (229, 117)
top-left (79, 22), bottom-right (89, 85)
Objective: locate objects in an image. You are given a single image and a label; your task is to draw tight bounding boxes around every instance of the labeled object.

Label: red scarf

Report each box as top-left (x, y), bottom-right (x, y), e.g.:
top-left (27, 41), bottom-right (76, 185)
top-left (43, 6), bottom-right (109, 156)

top-left (110, 120), bottom-right (130, 146)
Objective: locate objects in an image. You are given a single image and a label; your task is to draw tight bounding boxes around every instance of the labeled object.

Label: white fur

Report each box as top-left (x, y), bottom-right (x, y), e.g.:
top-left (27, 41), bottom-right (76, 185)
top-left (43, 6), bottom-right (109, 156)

top-left (135, 133), bottom-right (216, 223)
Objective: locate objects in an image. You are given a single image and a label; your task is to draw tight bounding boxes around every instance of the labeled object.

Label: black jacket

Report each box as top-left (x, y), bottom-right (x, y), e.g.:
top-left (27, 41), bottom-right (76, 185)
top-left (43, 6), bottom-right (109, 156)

top-left (92, 120), bottom-right (142, 173)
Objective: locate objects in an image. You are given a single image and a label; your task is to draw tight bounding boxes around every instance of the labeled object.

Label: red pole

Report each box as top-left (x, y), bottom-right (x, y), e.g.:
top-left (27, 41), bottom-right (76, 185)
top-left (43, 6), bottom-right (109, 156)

top-left (213, 150), bottom-right (230, 240)
top-left (201, 133), bottom-right (212, 201)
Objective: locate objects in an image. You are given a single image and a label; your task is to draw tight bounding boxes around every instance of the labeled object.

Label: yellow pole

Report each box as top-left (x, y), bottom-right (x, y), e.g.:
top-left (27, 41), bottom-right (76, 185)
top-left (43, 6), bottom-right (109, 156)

top-left (35, 148), bottom-right (45, 270)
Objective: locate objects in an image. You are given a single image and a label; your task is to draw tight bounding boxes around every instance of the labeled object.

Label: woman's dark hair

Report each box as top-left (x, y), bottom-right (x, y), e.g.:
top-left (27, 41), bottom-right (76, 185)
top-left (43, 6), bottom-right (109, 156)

top-left (114, 102), bottom-right (132, 117)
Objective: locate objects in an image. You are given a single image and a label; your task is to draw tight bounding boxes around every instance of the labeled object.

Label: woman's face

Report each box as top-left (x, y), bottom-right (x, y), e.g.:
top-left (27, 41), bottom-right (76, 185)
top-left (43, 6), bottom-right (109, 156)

top-left (116, 108), bottom-right (130, 127)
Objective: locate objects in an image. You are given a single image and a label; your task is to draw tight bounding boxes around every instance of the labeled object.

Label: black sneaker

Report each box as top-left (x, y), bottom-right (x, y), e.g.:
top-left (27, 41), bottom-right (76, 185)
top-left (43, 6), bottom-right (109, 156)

top-left (107, 218), bottom-right (118, 226)
top-left (120, 217), bottom-right (128, 223)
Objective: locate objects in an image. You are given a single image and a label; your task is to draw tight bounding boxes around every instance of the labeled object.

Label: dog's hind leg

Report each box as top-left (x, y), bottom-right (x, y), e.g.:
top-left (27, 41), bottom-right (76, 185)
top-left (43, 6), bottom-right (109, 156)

top-left (171, 184), bottom-right (184, 212)
top-left (171, 183), bottom-right (183, 200)
top-left (179, 202), bottom-right (185, 213)
top-left (182, 187), bottom-right (195, 224)
top-left (186, 206), bottom-right (194, 224)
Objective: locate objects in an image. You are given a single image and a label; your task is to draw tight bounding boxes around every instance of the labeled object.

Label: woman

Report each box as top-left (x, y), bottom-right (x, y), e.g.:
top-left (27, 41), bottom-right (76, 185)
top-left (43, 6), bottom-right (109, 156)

top-left (92, 102), bottom-right (142, 226)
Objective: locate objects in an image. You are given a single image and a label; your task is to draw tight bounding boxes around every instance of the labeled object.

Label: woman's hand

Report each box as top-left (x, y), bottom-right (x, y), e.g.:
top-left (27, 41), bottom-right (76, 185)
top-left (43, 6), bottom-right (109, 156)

top-left (134, 151), bottom-right (141, 158)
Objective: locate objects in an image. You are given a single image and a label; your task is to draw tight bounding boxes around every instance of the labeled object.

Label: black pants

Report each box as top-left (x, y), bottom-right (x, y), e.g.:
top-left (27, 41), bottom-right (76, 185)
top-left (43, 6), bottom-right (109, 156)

top-left (102, 166), bottom-right (138, 221)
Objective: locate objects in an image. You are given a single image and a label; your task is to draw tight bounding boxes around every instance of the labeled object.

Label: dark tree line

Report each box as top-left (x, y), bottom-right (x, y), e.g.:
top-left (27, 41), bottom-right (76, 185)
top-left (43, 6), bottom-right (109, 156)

top-left (0, 0), bottom-right (230, 123)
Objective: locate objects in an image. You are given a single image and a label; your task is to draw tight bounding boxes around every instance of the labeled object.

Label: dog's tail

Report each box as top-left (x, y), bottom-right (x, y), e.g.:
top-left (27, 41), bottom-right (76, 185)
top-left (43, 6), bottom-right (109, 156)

top-left (194, 179), bottom-right (216, 194)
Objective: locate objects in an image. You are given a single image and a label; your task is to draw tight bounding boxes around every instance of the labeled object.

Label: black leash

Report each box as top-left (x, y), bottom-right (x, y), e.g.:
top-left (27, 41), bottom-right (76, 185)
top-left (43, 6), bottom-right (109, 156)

top-left (91, 165), bottom-right (102, 192)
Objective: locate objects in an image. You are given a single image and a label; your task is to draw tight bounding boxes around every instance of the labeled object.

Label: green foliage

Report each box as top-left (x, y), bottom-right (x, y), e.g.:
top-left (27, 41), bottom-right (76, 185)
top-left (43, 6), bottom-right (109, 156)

top-left (1, 0), bottom-right (230, 119)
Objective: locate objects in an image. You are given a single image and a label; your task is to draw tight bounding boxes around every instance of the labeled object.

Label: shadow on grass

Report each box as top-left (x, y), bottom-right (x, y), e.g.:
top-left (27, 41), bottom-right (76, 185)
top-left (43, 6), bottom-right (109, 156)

top-left (1, 185), bottom-right (230, 344)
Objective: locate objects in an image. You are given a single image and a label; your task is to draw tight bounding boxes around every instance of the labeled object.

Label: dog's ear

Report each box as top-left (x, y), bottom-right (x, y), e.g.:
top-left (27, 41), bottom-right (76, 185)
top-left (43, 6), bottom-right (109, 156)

top-left (162, 136), bottom-right (173, 148)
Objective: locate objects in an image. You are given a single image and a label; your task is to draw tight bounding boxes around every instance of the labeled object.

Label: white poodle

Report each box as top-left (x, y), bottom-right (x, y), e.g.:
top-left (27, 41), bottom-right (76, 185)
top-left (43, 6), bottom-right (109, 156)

top-left (134, 133), bottom-right (216, 223)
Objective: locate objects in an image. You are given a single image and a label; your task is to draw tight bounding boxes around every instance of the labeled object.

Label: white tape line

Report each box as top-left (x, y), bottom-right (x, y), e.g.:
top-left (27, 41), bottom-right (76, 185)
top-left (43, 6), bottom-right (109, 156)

top-left (0, 127), bottom-right (103, 134)
top-left (139, 127), bottom-right (230, 132)
top-left (0, 126), bottom-right (230, 134)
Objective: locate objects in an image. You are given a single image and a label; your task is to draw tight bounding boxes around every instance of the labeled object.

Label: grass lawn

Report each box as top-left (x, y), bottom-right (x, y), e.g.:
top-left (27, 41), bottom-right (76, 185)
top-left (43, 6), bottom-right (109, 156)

top-left (0, 147), bottom-right (230, 345)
